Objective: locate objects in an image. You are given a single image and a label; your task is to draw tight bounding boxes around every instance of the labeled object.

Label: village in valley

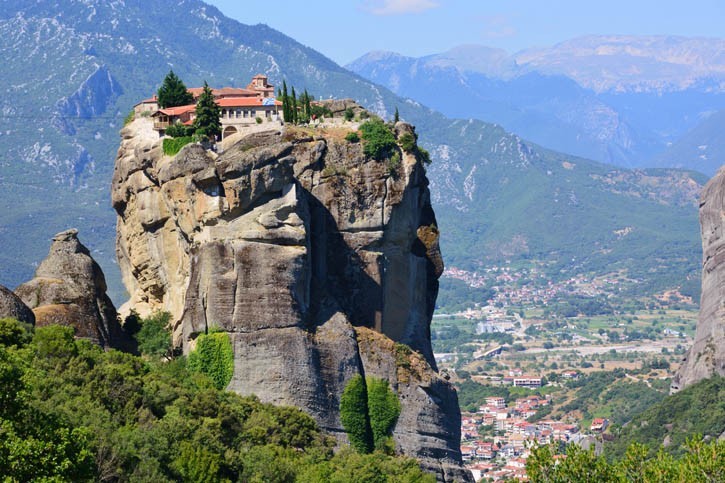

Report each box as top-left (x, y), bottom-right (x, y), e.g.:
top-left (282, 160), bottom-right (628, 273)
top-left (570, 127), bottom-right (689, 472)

top-left (434, 263), bottom-right (698, 481)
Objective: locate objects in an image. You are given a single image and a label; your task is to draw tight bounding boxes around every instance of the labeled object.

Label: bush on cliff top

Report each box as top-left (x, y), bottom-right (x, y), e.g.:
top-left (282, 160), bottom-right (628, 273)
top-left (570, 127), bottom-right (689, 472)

top-left (162, 136), bottom-right (194, 156)
top-left (0, 318), bottom-right (433, 482)
top-left (360, 118), bottom-right (397, 160)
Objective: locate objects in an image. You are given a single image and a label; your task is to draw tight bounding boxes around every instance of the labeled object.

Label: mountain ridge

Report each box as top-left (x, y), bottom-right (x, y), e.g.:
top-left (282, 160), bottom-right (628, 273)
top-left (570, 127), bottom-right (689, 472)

top-left (0, 0), bottom-right (705, 309)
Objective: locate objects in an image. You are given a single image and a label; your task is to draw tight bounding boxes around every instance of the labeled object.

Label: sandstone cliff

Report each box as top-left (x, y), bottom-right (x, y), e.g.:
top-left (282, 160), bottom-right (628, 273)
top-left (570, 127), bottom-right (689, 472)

top-left (672, 170), bottom-right (725, 392)
top-left (15, 229), bottom-right (131, 350)
top-left (113, 115), bottom-right (469, 481)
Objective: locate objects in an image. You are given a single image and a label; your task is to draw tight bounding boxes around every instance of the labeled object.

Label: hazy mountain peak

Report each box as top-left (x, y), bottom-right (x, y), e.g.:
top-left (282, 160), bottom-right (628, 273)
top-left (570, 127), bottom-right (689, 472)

top-left (516, 34), bottom-right (725, 93)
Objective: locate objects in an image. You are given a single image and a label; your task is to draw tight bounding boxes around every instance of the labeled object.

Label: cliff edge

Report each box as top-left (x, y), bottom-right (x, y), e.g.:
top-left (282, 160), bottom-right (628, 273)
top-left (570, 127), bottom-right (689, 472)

top-left (672, 168), bottom-right (725, 392)
top-left (112, 113), bottom-right (469, 481)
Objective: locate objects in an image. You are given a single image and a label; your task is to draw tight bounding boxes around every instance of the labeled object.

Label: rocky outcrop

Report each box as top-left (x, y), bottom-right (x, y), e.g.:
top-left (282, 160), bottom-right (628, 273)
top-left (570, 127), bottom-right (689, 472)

top-left (113, 116), bottom-right (469, 481)
top-left (15, 229), bottom-right (131, 350)
top-left (0, 284), bottom-right (35, 325)
top-left (672, 169), bottom-right (725, 392)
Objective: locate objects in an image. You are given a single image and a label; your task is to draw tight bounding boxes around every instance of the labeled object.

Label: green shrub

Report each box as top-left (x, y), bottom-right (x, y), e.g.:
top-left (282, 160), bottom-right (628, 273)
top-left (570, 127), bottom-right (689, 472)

top-left (164, 122), bottom-right (192, 138)
top-left (255, 117), bottom-right (263, 124)
top-left (398, 132), bottom-right (416, 152)
top-left (135, 311), bottom-right (172, 359)
top-left (360, 119), bottom-right (397, 160)
top-left (162, 136), bottom-right (194, 156)
top-left (394, 342), bottom-right (413, 370)
top-left (310, 104), bottom-right (333, 119)
top-left (417, 146), bottom-right (432, 165)
top-left (0, 318), bottom-right (32, 347)
top-left (340, 375), bottom-right (373, 453)
top-left (344, 108), bottom-right (354, 121)
top-left (123, 109), bottom-right (135, 126)
top-left (386, 151), bottom-right (401, 175)
top-left (359, 110), bottom-right (370, 119)
top-left (345, 131), bottom-right (360, 143)
top-left (187, 330), bottom-right (234, 390)
top-left (366, 377), bottom-right (401, 450)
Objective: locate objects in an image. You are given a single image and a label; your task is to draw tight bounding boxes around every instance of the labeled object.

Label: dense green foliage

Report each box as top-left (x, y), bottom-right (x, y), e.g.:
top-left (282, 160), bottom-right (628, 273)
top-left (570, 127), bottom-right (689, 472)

top-left (606, 376), bottom-right (725, 460)
top-left (527, 437), bottom-right (725, 482)
top-left (0, 319), bottom-right (432, 482)
top-left (187, 330), bottom-right (234, 390)
top-left (162, 136), bottom-right (194, 156)
top-left (134, 310), bottom-right (173, 359)
top-left (297, 448), bottom-right (435, 483)
top-left (366, 378), bottom-right (401, 451)
top-left (456, 379), bottom-right (548, 412)
top-left (193, 82), bottom-right (221, 140)
top-left (164, 122), bottom-right (193, 138)
top-left (559, 369), bottom-right (668, 425)
top-left (345, 131), bottom-right (360, 143)
top-left (340, 375), bottom-right (373, 453)
top-left (157, 70), bottom-right (194, 108)
top-left (360, 119), bottom-right (397, 160)
top-left (398, 132), bottom-right (416, 152)
top-left (340, 376), bottom-right (401, 454)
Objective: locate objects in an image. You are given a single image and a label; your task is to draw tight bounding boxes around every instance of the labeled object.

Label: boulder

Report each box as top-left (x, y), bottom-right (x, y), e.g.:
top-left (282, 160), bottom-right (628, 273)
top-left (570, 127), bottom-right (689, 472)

top-left (15, 229), bottom-right (131, 350)
top-left (0, 284), bottom-right (35, 325)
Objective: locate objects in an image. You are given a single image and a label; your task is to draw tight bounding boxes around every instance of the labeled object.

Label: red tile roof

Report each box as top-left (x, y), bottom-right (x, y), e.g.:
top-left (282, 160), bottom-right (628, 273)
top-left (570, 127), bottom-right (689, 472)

top-left (187, 87), bottom-right (259, 98)
top-left (153, 104), bottom-right (196, 116)
top-left (217, 97), bottom-right (281, 107)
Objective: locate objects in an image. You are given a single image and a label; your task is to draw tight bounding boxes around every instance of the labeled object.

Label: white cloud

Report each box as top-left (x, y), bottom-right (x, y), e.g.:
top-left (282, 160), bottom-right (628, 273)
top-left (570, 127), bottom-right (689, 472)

top-left (360, 0), bottom-right (439, 16)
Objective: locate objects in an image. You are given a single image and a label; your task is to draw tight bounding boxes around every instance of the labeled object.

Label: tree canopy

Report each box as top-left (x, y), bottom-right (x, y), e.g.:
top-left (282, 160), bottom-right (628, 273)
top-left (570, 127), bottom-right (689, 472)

top-left (0, 317), bottom-right (433, 482)
top-left (157, 70), bottom-right (194, 108)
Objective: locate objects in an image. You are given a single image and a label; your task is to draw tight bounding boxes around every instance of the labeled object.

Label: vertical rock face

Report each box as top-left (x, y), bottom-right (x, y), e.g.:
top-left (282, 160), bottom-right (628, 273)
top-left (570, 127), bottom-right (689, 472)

top-left (672, 169), bottom-right (725, 392)
top-left (14, 229), bottom-right (131, 350)
top-left (113, 115), bottom-right (469, 481)
top-left (0, 285), bottom-right (35, 325)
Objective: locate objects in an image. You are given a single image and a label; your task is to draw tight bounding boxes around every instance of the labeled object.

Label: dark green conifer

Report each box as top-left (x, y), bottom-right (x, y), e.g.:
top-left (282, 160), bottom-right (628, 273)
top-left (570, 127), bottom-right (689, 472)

top-left (157, 70), bottom-right (194, 108)
top-left (291, 86), bottom-right (298, 124)
top-left (282, 80), bottom-right (291, 122)
top-left (193, 81), bottom-right (221, 140)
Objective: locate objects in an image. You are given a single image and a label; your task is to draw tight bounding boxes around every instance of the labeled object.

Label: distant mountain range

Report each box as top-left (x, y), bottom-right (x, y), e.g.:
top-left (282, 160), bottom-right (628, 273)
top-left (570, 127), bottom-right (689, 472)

top-left (348, 37), bottom-right (725, 172)
top-left (0, 1), bottom-right (705, 305)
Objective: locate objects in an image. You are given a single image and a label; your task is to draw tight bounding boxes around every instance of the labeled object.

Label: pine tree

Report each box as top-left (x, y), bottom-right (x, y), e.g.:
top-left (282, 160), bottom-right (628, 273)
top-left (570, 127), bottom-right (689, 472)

top-left (193, 82), bottom-right (221, 141)
top-left (394, 107), bottom-right (399, 123)
top-left (157, 70), bottom-right (194, 108)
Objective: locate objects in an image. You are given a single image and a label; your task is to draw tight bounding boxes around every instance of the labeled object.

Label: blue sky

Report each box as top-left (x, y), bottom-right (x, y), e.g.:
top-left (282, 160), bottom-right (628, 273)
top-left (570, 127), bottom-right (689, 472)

top-left (206, 0), bottom-right (724, 65)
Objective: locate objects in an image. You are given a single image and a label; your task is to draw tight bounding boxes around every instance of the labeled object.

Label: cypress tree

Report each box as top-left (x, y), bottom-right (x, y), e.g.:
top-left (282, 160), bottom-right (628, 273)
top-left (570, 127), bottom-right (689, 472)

top-left (157, 70), bottom-right (194, 108)
top-left (291, 87), bottom-right (298, 125)
top-left (282, 80), bottom-right (291, 123)
top-left (303, 89), bottom-right (312, 123)
top-left (394, 106), bottom-right (399, 123)
top-left (339, 375), bottom-right (374, 453)
top-left (193, 81), bottom-right (221, 141)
